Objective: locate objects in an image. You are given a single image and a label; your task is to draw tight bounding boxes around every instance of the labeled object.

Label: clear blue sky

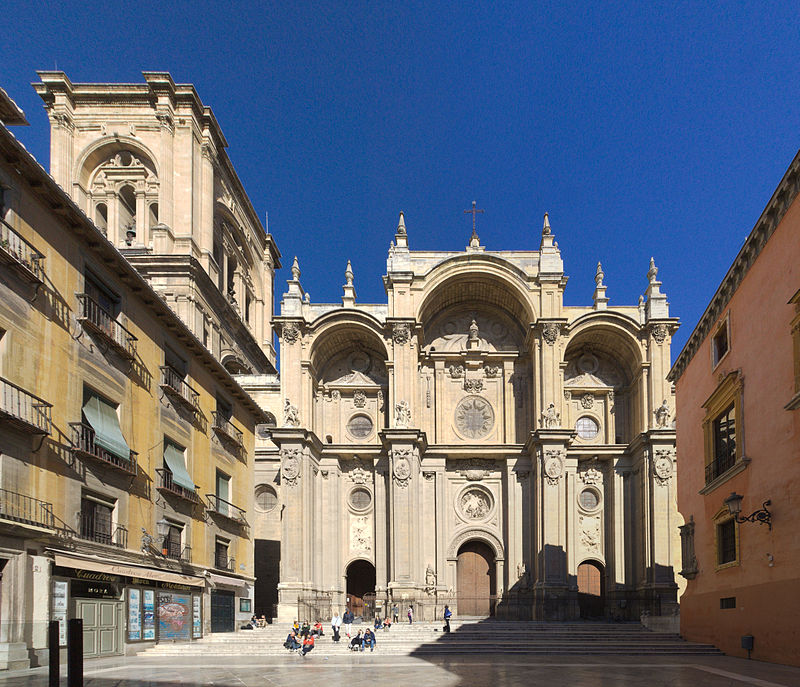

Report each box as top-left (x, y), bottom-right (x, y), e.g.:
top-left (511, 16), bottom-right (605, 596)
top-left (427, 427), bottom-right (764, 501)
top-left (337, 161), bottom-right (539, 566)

top-left (3, 1), bottom-right (799, 360)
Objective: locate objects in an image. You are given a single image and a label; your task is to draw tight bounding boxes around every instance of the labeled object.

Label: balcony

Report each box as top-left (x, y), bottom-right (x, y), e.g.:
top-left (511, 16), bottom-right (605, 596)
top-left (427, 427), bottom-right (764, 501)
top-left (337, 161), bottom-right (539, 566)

top-left (214, 552), bottom-right (235, 572)
top-left (705, 453), bottom-right (737, 484)
top-left (78, 512), bottom-right (128, 548)
top-left (159, 366), bottom-right (200, 413)
top-left (212, 412), bottom-right (244, 450)
top-left (155, 468), bottom-right (202, 505)
top-left (164, 541), bottom-right (192, 563)
top-left (0, 377), bottom-right (52, 435)
top-left (0, 217), bottom-right (45, 283)
top-left (205, 494), bottom-right (248, 527)
top-left (0, 488), bottom-right (55, 530)
top-left (76, 293), bottom-right (137, 359)
top-left (70, 422), bottom-right (137, 476)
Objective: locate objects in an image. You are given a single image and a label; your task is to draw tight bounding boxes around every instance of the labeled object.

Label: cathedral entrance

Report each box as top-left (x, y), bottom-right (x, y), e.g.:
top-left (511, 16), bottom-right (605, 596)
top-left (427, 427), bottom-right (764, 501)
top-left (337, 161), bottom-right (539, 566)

top-left (457, 540), bottom-right (496, 616)
top-left (577, 560), bottom-right (605, 618)
top-left (345, 560), bottom-right (375, 619)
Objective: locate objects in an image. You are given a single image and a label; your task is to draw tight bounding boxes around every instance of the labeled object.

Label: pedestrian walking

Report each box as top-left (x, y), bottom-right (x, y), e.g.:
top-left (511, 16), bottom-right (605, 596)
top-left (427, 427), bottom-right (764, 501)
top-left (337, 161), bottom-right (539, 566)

top-left (343, 608), bottom-right (353, 637)
top-left (392, 603), bottom-right (399, 623)
top-left (407, 605), bottom-right (413, 624)
top-left (331, 610), bottom-right (342, 642)
top-left (443, 604), bottom-right (452, 633)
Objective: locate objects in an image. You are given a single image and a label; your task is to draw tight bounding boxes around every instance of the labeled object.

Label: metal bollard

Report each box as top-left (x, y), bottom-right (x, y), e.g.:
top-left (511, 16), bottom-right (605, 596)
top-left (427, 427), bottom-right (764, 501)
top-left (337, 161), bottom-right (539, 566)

top-left (48, 620), bottom-right (59, 687)
top-left (67, 618), bottom-right (83, 687)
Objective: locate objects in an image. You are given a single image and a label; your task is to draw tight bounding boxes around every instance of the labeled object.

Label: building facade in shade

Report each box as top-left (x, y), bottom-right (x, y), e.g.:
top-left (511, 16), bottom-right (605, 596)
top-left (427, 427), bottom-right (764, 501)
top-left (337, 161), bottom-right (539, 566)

top-left (256, 212), bottom-right (684, 622)
top-left (669, 150), bottom-right (800, 666)
top-left (0, 84), bottom-right (268, 668)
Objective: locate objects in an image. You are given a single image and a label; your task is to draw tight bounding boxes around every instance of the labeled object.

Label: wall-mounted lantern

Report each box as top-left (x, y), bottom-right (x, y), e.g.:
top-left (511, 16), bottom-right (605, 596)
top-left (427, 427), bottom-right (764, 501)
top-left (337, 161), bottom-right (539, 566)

top-left (724, 492), bottom-right (772, 530)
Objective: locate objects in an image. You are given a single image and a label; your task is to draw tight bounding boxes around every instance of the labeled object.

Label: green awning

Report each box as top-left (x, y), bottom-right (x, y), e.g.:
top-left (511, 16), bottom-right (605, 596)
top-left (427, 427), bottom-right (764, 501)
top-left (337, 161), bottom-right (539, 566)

top-left (82, 395), bottom-right (131, 462)
top-left (164, 444), bottom-right (195, 492)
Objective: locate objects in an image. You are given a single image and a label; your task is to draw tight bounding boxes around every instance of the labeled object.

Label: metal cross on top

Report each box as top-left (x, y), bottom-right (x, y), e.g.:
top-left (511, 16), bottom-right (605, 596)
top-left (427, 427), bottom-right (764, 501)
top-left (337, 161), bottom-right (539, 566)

top-left (464, 200), bottom-right (484, 240)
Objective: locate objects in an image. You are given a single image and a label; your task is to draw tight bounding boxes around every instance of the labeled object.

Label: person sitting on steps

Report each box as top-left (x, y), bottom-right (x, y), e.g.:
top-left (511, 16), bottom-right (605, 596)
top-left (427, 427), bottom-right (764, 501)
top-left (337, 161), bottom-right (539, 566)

top-left (301, 633), bottom-right (315, 656)
top-left (363, 627), bottom-right (377, 652)
top-left (349, 629), bottom-right (363, 651)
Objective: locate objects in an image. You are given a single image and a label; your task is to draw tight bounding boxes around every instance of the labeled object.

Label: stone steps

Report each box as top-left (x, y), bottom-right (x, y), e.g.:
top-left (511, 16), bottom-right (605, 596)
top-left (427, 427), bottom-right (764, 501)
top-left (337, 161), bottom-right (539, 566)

top-left (140, 620), bottom-right (722, 657)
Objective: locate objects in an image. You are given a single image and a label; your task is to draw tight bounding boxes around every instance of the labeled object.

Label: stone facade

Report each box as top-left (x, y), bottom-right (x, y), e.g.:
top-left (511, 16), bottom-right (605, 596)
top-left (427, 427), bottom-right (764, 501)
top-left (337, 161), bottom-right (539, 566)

top-left (255, 211), bottom-right (683, 621)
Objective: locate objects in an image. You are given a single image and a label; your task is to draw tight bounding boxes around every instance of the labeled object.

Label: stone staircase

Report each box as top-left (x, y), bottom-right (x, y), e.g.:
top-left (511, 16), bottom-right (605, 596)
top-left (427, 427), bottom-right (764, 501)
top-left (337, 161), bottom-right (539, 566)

top-left (140, 619), bottom-right (722, 657)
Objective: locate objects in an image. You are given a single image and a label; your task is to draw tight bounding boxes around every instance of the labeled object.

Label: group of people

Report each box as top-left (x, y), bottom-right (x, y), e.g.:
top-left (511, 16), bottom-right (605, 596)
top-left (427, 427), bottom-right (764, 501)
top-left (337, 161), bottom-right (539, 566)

top-left (282, 605), bottom-right (454, 656)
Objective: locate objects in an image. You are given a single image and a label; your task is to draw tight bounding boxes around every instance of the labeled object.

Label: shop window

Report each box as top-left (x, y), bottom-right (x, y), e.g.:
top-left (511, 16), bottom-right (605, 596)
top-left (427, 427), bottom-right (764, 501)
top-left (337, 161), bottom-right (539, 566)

top-left (701, 371), bottom-right (745, 490)
top-left (716, 517), bottom-right (738, 568)
top-left (711, 316), bottom-right (730, 368)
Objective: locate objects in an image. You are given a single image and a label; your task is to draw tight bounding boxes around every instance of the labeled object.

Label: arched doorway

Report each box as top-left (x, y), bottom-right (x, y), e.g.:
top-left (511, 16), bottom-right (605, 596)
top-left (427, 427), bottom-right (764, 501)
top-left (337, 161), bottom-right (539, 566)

top-left (457, 540), bottom-right (496, 616)
top-left (577, 560), bottom-right (605, 618)
top-left (345, 560), bottom-right (375, 619)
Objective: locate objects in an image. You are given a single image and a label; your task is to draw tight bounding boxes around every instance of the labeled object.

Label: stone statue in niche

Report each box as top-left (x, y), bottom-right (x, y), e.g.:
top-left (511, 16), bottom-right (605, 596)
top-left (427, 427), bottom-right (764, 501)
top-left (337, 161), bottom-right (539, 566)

top-left (283, 398), bottom-right (300, 427)
top-left (460, 489), bottom-right (491, 519)
top-left (395, 400), bottom-right (411, 428)
top-left (541, 403), bottom-right (561, 429)
top-left (425, 565), bottom-right (436, 594)
top-left (654, 399), bottom-right (671, 428)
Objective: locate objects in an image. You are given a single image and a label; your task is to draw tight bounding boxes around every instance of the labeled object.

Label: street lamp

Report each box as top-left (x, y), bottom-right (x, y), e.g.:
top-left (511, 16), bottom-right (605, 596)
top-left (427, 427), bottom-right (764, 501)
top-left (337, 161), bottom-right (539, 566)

top-left (724, 492), bottom-right (772, 530)
top-left (156, 517), bottom-right (171, 556)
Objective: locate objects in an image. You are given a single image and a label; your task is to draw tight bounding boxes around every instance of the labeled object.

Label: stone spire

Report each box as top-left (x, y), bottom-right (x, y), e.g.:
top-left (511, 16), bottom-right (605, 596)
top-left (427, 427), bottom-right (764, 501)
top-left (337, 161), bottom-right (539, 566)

top-left (539, 212), bottom-right (563, 276)
top-left (280, 255), bottom-right (306, 316)
top-left (342, 259), bottom-right (356, 306)
top-left (395, 211), bottom-right (408, 249)
top-left (593, 261), bottom-right (609, 310)
top-left (644, 257), bottom-right (669, 320)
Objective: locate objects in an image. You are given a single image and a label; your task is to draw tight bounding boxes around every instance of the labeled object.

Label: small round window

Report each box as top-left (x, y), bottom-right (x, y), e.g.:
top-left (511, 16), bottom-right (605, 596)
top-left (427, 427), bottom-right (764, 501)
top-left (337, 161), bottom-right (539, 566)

top-left (349, 487), bottom-right (372, 511)
top-left (575, 416), bottom-right (599, 440)
top-left (347, 414), bottom-right (373, 439)
top-left (255, 484), bottom-right (278, 512)
top-left (579, 488), bottom-right (600, 511)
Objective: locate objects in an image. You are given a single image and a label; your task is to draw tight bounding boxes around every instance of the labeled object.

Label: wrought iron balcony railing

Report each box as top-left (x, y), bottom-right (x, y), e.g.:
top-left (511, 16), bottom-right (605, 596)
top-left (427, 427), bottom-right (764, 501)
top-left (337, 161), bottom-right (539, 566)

top-left (159, 366), bottom-right (200, 412)
top-left (214, 552), bottom-right (235, 571)
top-left (205, 494), bottom-right (248, 526)
top-left (0, 217), bottom-right (45, 283)
top-left (155, 468), bottom-right (202, 505)
top-left (70, 422), bottom-right (138, 476)
top-left (0, 488), bottom-right (55, 530)
top-left (78, 512), bottom-right (128, 548)
top-left (212, 411), bottom-right (244, 448)
top-left (76, 293), bottom-right (137, 359)
top-left (0, 377), bottom-right (52, 435)
top-left (162, 539), bottom-right (192, 562)
top-left (705, 453), bottom-right (737, 484)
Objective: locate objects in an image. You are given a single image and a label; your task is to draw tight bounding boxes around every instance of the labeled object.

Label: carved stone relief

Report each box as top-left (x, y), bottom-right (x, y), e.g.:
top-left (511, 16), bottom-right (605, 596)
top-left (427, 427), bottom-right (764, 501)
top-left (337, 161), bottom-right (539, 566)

top-left (351, 516), bottom-right (372, 553)
top-left (427, 312), bottom-right (522, 352)
top-left (542, 322), bottom-right (561, 345)
top-left (653, 449), bottom-right (674, 486)
top-left (353, 390), bottom-right (366, 408)
top-left (543, 449), bottom-right (565, 486)
top-left (394, 400), bottom-right (411, 428)
top-left (282, 323), bottom-right (300, 344)
top-left (392, 449), bottom-right (412, 488)
top-left (484, 365), bottom-right (500, 378)
top-left (283, 399), bottom-right (300, 427)
top-left (393, 322), bottom-right (412, 345)
top-left (579, 515), bottom-right (601, 553)
top-left (449, 364), bottom-right (464, 379)
top-left (579, 460), bottom-right (604, 486)
top-left (541, 403), bottom-right (561, 429)
top-left (281, 447), bottom-right (302, 487)
top-left (581, 393), bottom-right (594, 409)
top-left (463, 378), bottom-right (484, 393)
top-left (454, 458), bottom-right (496, 481)
top-left (454, 396), bottom-right (494, 439)
top-left (459, 487), bottom-right (492, 520)
top-left (652, 324), bottom-right (669, 344)
top-left (654, 399), bottom-right (671, 428)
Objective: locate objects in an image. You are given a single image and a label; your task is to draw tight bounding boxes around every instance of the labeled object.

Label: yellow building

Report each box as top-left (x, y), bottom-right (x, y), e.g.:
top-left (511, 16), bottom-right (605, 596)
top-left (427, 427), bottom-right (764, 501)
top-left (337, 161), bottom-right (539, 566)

top-left (0, 86), bottom-right (268, 667)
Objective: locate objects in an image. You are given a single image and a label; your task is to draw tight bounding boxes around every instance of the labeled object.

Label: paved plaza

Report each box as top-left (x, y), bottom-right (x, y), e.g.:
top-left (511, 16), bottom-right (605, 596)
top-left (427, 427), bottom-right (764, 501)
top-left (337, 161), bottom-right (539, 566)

top-left (1, 654), bottom-right (800, 687)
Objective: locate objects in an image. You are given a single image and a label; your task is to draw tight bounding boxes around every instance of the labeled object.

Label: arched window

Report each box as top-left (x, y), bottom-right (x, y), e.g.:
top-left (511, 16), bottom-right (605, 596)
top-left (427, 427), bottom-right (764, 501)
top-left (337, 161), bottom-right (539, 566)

top-left (148, 203), bottom-right (159, 229)
top-left (118, 185), bottom-right (136, 243)
top-left (95, 203), bottom-right (108, 235)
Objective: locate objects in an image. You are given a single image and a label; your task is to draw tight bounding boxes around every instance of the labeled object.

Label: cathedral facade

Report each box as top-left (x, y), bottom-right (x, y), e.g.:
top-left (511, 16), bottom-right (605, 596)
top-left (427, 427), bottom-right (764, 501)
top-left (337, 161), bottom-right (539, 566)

top-left (255, 213), bottom-right (683, 622)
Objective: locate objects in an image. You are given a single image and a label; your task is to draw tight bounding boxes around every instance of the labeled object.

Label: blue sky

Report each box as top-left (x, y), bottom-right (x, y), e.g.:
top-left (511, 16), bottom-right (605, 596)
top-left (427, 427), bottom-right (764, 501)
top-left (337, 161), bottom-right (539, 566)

top-left (3, 1), bottom-right (799, 360)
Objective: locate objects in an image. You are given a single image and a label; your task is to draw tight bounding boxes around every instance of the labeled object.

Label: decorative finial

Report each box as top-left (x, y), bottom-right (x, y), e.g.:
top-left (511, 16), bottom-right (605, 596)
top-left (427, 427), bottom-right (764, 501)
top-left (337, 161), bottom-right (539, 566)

top-left (464, 201), bottom-right (484, 247)
top-left (397, 211), bottom-right (406, 235)
top-left (648, 257), bottom-right (658, 284)
top-left (291, 256), bottom-right (301, 281)
top-left (542, 212), bottom-right (551, 235)
top-left (595, 261), bottom-right (604, 287)
top-left (345, 260), bottom-right (354, 286)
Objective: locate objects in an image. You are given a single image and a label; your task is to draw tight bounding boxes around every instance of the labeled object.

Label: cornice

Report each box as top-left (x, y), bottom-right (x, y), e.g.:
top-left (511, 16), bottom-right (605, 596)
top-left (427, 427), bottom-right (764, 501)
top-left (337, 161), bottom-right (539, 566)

top-left (669, 147), bottom-right (800, 382)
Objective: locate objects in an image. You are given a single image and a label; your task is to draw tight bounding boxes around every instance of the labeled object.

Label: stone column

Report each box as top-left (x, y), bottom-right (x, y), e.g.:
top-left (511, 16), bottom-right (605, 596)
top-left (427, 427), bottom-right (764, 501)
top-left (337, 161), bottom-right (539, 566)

top-left (373, 457), bottom-right (389, 598)
top-left (270, 428), bottom-right (321, 622)
top-left (381, 429), bottom-right (427, 599)
top-left (526, 428), bottom-right (578, 620)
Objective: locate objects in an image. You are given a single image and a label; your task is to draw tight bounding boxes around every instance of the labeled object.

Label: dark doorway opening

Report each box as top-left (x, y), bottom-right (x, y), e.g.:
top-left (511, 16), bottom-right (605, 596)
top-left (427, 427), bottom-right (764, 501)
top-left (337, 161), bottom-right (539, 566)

top-left (345, 560), bottom-right (375, 619)
top-left (254, 539), bottom-right (280, 622)
top-left (577, 560), bottom-right (605, 618)
top-left (457, 540), bottom-right (496, 616)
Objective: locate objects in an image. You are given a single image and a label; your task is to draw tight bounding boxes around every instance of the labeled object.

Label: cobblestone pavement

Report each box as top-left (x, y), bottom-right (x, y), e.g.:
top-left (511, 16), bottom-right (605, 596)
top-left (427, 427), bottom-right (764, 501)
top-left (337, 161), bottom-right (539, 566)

top-left (1, 654), bottom-right (799, 687)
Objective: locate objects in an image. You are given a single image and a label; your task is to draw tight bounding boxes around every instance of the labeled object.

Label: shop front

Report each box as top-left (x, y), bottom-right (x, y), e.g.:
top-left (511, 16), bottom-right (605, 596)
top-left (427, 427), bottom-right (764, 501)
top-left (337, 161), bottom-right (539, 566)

top-left (51, 553), bottom-right (205, 656)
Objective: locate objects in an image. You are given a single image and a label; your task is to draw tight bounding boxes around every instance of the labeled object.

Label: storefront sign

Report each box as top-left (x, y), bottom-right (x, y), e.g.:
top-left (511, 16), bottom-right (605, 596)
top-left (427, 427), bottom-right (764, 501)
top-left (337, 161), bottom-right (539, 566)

top-left (158, 592), bottom-right (191, 641)
top-left (71, 580), bottom-right (118, 598)
top-left (52, 580), bottom-right (68, 646)
top-left (192, 595), bottom-right (202, 639)
top-left (143, 590), bottom-right (155, 640)
top-left (128, 589), bottom-right (141, 641)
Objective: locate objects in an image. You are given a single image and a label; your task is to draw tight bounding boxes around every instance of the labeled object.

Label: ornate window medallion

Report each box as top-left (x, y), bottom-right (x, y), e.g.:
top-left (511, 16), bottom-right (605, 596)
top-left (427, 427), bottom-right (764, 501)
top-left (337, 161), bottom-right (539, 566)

top-left (255, 484), bottom-right (278, 512)
top-left (347, 413), bottom-right (374, 440)
top-left (454, 396), bottom-right (495, 439)
top-left (575, 416), bottom-right (599, 440)
top-left (578, 488), bottom-right (600, 512)
top-left (348, 487), bottom-right (372, 512)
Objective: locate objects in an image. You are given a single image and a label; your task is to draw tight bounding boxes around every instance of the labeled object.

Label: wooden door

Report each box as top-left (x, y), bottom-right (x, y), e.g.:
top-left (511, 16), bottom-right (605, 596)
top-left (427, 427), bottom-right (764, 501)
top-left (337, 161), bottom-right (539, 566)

top-left (78, 599), bottom-right (121, 657)
top-left (577, 561), bottom-right (604, 618)
top-left (457, 541), bottom-right (494, 616)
